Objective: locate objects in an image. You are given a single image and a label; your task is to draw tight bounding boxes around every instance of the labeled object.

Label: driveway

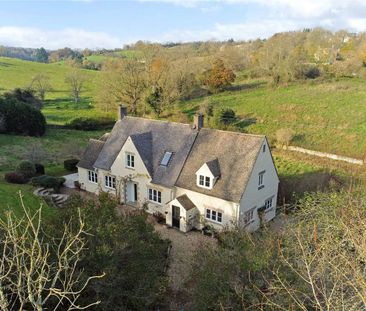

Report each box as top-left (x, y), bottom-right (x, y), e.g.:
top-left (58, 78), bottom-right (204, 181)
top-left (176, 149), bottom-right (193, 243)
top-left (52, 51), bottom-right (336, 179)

top-left (62, 173), bottom-right (79, 189)
top-left (154, 223), bottom-right (217, 309)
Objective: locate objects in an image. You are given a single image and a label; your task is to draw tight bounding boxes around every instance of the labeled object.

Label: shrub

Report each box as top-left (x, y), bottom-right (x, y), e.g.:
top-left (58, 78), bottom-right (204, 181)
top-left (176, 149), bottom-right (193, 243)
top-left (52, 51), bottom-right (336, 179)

top-left (34, 163), bottom-right (45, 175)
top-left (16, 161), bottom-right (36, 178)
top-left (276, 128), bottom-right (295, 147)
top-left (64, 159), bottom-right (79, 171)
top-left (153, 211), bottom-right (166, 224)
top-left (212, 107), bottom-right (237, 129)
top-left (303, 66), bottom-right (321, 79)
top-left (5, 172), bottom-right (27, 184)
top-left (31, 175), bottom-right (65, 192)
top-left (74, 180), bottom-right (81, 189)
top-left (66, 117), bottom-right (115, 131)
top-left (0, 97), bottom-right (46, 136)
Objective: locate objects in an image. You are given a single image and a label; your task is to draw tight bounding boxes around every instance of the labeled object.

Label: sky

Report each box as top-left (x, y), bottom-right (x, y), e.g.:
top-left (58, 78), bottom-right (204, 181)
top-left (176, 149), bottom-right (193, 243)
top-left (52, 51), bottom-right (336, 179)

top-left (1, 0), bottom-right (366, 49)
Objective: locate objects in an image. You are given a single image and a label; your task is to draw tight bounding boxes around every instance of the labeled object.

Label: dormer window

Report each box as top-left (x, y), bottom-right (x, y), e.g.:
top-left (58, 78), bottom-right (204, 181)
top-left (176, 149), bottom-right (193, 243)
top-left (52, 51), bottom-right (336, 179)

top-left (196, 159), bottom-right (220, 190)
top-left (198, 175), bottom-right (211, 189)
top-left (126, 153), bottom-right (135, 169)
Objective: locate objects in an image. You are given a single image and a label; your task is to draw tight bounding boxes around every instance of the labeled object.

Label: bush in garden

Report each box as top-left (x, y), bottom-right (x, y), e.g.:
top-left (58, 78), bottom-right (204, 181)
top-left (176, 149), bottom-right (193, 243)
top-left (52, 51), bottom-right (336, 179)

top-left (34, 163), bottom-right (45, 175)
top-left (66, 117), bottom-right (115, 131)
top-left (31, 175), bottom-right (65, 192)
top-left (16, 161), bottom-right (36, 178)
top-left (64, 159), bottom-right (79, 171)
top-left (5, 172), bottom-right (27, 184)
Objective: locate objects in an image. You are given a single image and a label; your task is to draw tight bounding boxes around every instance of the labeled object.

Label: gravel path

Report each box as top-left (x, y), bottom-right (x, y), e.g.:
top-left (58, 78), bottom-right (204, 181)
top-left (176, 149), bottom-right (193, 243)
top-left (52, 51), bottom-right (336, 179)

top-left (154, 224), bottom-right (216, 309)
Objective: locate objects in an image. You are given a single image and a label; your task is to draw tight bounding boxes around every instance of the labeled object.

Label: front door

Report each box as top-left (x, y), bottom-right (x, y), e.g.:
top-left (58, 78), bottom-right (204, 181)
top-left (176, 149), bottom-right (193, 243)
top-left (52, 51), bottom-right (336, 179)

top-left (127, 182), bottom-right (138, 203)
top-left (172, 205), bottom-right (180, 229)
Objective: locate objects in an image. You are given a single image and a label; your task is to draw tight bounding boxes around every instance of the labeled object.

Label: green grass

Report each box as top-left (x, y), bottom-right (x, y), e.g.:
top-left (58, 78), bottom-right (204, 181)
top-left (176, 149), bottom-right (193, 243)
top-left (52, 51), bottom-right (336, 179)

top-left (0, 127), bottom-right (105, 172)
top-left (2, 56), bottom-right (366, 158)
top-left (180, 78), bottom-right (366, 158)
top-left (274, 154), bottom-right (321, 178)
top-left (0, 57), bottom-right (110, 125)
top-left (0, 127), bottom-right (105, 215)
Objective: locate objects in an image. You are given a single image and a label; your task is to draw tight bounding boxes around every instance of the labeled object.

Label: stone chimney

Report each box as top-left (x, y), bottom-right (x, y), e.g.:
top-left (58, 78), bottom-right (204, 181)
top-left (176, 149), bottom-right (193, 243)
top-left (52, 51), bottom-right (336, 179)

top-left (118, 105), bottom-right (127, 120)
top-left (193, 113), bottom-right (204, 130)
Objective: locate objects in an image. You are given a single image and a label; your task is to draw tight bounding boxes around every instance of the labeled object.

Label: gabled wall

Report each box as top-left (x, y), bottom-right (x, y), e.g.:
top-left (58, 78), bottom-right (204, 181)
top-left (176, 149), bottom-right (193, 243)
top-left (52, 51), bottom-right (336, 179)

top-left (109, 137), bottom-right (174, 214)
top-left (239, 139), bottom-right (279, 231)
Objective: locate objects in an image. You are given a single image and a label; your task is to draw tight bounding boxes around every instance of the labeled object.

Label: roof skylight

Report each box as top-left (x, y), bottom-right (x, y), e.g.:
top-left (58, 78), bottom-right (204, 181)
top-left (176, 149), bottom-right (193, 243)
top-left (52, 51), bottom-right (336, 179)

top-left (161, 152), bottom-right (173, 166)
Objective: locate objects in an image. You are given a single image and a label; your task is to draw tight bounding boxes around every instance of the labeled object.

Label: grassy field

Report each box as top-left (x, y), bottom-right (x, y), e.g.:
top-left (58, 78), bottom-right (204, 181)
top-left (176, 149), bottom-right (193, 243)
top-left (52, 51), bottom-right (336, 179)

top-left (180, 77), bottom-right (366, 158)
top-left (0, 57), bottom-right (112, 124)
top-left (2, 56), bottom-right (366, 158)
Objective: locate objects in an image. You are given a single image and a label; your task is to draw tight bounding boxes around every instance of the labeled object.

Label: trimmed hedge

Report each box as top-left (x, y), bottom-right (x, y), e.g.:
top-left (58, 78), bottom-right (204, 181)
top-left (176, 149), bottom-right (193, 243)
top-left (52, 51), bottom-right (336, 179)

top-left (35, 163), bottom-right (45, 175)
top-left (16, 161), bottom-right (36, 178)
top-left (66, 117), bottom-right (115, 131)
top-left (64, 159), bottom-right (79, 171)
top-left (5, 172), bottom-right (27, 184)
top-left (31, 175), bottom-right (65, 192)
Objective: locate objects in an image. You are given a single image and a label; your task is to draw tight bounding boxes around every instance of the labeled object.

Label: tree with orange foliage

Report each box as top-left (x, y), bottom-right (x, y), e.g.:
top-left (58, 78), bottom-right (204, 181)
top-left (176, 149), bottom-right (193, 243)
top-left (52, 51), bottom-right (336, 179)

top-left (201, 59), bottom-right (236, 93)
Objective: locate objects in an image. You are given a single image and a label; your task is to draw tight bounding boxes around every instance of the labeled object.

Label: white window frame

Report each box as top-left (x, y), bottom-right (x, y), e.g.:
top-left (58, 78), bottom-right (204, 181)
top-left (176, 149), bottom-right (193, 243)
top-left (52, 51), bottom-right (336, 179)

top-left (104, 175), bottom-right (116, 190)
top-left (88, 170), bottom-right (98, 184)
top-left (258, 171), bottom-right (265, 190)
top-left (205, 208), bottom-right (223, 224)
top-left (126, 153), bottom-right (135, 169)
top-left (148, 188), bottom-right (162, 204)
top-left (265, 197), bottom-right (274, 211)
top-left (197, 175), bottom-right (212, 189)
top-left (244, 208), bottom-right (255, 224)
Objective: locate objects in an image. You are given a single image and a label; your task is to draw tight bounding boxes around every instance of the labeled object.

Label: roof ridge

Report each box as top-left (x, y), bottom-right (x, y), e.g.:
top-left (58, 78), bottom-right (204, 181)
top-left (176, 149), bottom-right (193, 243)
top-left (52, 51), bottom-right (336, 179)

top-left (124, 116), bottom-right (265, 138)
top-left (201, 127), bottom-right (265, 138)
top-left (124, 116), bottom-right (194, 128)
top-left (89, 138), bottom-right (105, 143)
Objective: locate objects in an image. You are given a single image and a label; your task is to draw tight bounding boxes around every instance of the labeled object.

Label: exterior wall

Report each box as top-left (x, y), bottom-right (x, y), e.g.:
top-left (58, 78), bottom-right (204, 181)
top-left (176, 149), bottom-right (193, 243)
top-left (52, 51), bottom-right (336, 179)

top-left (110, 137), bottom-right (174, 215)
top-left (173, 187), bottom-right (239, 231)
top-left (166, 199), bottom-right (198, 233)
top-left (78, 167), bottom-right (100, 194)
top-left (239, 139), bottom-right (279, 232)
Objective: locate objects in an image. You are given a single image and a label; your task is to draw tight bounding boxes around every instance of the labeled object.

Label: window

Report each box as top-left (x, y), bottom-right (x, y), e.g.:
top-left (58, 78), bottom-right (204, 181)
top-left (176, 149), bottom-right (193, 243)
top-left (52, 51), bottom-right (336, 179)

top-left (126, 153), bottom-right (135, 168)
top-left (104, 175), bottom-right (116, 189)
top-left (88, 170), bottom-right (98, 183)
top-left (258, 171), bottom-right (265, 190)
top-left (198, 175), bottom-right (211, 188)
top-left (244, 209), bottom-right (254, 224)
top-left (161, 152), bottom-right (173, 166)
top-left (265, 197), bottom-right (273, 211)
top-left (206, 208), bottom-right (223, 223)
top-left (148, 188), bottom-right (161, 204)
top-left (263, 144), bottom-right (266, 153)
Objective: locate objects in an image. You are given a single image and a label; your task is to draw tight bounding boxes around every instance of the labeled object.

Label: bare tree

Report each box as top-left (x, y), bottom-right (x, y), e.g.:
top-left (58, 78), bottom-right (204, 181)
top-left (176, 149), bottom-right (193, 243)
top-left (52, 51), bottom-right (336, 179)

top-left (0, 193), bottom-right (103, 310)
top-left (30, 74), bottom-right (52, 102)
top-left (65, 70), bottom-right (87, 104)
top-left (261, 191), bottom-right (366, 310)
top-left (97, 59), bottom-right (146, 115)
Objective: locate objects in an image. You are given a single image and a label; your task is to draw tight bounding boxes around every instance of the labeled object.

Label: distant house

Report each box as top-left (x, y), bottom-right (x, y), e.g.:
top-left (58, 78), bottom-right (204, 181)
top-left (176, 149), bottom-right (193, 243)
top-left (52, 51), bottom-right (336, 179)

top-left (77, 106), bottom-right (279, 232)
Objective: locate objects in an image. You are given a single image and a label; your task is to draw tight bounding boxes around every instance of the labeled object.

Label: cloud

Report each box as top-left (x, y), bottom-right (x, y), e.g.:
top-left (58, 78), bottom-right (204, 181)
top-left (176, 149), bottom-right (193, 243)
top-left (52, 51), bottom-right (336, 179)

top-left (0, 27), bottom-right (122, 49)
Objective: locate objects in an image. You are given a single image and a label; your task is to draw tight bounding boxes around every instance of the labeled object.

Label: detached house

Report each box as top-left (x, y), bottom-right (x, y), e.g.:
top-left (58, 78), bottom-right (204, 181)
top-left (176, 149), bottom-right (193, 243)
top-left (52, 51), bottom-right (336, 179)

top-left (77, 107), bottom-right (279, 232)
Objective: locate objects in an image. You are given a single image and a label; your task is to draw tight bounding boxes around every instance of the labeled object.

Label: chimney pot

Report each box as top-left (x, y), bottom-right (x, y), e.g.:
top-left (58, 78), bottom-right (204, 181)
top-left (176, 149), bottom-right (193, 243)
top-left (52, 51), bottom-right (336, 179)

top-left (118, 105), bottom-right (127, 120)
top-left (193, 113), bottom-right (204, 130)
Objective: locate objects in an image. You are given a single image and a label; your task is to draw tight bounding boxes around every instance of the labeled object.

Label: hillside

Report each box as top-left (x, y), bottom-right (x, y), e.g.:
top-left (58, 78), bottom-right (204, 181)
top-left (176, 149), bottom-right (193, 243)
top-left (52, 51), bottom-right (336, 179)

top-left (1, 56), bottom-right (366, 158)
top-left (0, 57), bottom-right (111, 124)
top-left (181, 78), bottom-right (366, 158)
